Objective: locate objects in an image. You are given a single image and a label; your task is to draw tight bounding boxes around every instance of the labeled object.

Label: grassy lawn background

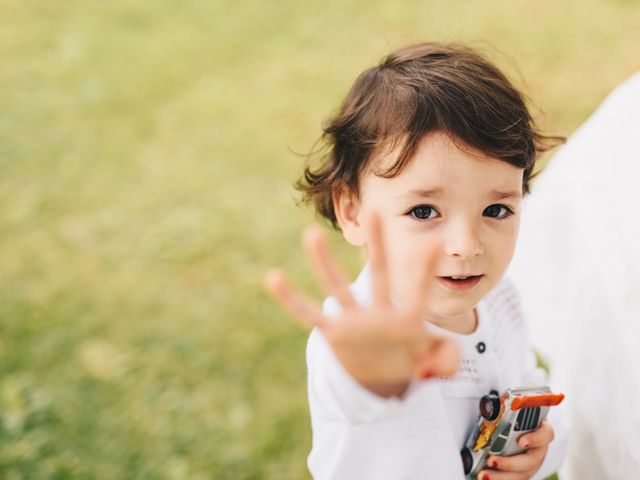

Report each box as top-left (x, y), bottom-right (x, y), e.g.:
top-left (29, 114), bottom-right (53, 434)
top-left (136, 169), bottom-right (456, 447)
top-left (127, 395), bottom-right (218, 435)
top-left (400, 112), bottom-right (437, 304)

top-left (1, 1), bottom-right (639, 478)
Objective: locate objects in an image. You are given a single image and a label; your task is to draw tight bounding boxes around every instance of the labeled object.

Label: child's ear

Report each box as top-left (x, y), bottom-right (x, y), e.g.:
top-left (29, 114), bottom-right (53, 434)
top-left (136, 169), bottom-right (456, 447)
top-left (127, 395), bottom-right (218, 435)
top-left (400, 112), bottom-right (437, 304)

top-left (333, 188), bottom-right (366, 247)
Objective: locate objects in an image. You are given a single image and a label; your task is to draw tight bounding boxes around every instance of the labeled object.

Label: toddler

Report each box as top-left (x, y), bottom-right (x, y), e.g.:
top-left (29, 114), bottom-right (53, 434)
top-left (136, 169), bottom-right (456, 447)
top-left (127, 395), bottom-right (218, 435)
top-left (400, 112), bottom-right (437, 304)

top-left (266, 43), bottom-right (568, 480)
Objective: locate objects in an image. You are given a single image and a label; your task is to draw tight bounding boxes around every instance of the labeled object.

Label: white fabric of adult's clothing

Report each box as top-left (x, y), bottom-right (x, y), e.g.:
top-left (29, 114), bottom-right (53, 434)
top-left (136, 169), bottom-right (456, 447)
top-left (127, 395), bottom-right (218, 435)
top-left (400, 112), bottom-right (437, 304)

top-left (306, 264), bottom-right (568, 479)
top-left (508, 72), bottom-right (640, 479)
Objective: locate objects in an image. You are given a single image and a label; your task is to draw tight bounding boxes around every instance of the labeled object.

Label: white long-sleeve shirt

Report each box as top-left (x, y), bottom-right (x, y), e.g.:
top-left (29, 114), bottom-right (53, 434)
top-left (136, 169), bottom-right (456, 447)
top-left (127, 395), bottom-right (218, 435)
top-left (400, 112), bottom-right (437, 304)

top-left (307, 265), bottom-right (568, 479)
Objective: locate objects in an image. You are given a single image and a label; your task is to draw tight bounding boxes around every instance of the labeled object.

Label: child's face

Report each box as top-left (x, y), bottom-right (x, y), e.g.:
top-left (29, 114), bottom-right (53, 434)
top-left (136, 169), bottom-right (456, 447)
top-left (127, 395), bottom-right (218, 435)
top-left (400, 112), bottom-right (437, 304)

top-left (340, 132), bottom-right (523, 332)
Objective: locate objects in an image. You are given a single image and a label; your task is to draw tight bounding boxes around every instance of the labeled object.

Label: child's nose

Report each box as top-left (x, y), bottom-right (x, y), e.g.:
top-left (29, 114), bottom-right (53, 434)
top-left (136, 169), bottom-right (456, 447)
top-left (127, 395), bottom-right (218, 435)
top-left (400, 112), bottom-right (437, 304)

top-left (443, 221), bottom-right (483, 260)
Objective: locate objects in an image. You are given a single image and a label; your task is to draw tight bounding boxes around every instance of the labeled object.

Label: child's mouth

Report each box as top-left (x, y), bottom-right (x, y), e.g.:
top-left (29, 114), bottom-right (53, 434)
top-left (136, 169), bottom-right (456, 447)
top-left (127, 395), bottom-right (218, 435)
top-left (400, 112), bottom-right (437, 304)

top-left (438, 275), bottom-right (484, 291)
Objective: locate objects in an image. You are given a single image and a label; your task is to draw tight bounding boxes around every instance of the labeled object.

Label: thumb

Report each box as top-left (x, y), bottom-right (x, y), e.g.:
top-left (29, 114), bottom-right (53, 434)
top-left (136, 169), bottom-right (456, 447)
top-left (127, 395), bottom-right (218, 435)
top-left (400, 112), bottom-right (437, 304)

top-left (415, 337), bottom-right (460, 379)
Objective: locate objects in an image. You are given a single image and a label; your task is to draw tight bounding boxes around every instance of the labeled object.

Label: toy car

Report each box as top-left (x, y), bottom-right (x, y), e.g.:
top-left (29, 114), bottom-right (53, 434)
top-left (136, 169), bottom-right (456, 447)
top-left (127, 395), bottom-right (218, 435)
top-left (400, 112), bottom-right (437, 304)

top-left (460, 386), bottom-right (565, 479)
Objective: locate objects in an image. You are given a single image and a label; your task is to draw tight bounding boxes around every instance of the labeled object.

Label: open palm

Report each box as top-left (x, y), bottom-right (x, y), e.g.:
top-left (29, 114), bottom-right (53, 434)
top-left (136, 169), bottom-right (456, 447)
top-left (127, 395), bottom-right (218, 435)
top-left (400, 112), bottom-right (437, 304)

top-left (266, 213), bottom-right (459, 397)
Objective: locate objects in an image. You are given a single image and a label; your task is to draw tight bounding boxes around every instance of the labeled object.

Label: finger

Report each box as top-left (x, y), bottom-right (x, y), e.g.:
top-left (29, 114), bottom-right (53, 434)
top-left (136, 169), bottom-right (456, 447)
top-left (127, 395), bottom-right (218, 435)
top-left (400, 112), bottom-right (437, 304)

top-left (485, 445), bottom-right (546, 473)
top-left (518, 419), bottom-right (555, 449)
top-left (303, 226), bottom-right (357, 310)
top-left (414, 336), bottom-right (459, 379)
top-left (409, 242), bottom-right (441, 316)
top-left (264, 269), bottom-right (326, 328)
top-left (366, 211), bottom-right (391, 306)
top-left (476, 468), bottom-right (529, 480)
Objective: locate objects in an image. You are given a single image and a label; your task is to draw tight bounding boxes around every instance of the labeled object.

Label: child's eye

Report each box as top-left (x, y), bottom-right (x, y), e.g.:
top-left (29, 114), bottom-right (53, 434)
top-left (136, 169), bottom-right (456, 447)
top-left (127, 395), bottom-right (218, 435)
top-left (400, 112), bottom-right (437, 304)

top-left (408, 205), bottom-right (439, 221)
top-left (483, 204), bottom-right (513, 219)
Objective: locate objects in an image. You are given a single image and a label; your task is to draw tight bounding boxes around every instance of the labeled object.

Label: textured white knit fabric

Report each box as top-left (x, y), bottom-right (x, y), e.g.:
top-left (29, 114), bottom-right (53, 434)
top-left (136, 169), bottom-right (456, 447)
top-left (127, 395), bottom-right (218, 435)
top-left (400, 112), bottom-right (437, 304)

top-left (307, 264), bottom-right (568, 479)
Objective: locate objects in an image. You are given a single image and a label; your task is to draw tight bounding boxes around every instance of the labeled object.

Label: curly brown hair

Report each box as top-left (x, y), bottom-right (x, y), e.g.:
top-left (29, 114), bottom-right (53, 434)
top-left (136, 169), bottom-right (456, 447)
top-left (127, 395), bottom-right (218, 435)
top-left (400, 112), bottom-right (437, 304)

top-left (297, 42), bottom-right (564, 229)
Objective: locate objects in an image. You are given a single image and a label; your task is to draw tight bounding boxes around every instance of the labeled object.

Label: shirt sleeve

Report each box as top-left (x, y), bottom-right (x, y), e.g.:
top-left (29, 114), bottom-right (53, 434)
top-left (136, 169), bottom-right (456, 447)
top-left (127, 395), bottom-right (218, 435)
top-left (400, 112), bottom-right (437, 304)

top-left (306, 298), bottom-right (466, 480)
top-left (306, 296), bottom-right (409, 424)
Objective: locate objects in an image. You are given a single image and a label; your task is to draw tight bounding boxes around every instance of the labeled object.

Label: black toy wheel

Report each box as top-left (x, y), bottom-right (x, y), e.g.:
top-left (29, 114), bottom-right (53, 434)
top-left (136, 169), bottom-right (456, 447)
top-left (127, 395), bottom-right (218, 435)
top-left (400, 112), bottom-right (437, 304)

top-left (460, 447), bottom-right (473, 475)
top-left (479, 393), bottom-right (500, 421)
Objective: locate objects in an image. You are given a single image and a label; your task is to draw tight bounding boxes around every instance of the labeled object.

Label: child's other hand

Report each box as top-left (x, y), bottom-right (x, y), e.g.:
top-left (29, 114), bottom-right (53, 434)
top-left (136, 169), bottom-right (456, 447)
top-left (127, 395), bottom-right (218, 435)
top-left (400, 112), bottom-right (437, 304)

top-left (478, 420), bottom-right (555, 480)
top-left (265, 212), bottom-right (459, 398)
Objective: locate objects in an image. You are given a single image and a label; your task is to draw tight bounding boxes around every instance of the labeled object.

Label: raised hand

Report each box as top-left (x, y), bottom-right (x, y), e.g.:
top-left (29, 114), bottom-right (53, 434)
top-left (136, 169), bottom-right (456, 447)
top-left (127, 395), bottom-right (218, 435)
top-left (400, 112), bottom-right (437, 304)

top-left (265, 212), bottom-right (459, 397)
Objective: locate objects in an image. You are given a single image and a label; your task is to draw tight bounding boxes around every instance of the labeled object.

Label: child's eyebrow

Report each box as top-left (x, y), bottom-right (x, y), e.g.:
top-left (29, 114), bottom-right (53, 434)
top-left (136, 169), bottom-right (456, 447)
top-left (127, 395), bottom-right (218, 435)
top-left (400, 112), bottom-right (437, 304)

top-left (400, 188), bottom-right (521, 200)
top-left (488, 190), bottom-right (522, 200)
top-left (400, 188), bottom-right (443, 198)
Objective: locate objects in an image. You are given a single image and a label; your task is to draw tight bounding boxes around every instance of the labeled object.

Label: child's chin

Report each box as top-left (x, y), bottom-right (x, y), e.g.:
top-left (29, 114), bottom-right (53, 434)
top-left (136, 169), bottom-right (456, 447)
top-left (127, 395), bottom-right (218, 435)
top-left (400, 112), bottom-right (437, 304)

top-left (430, 298), bottom-right (481, 321)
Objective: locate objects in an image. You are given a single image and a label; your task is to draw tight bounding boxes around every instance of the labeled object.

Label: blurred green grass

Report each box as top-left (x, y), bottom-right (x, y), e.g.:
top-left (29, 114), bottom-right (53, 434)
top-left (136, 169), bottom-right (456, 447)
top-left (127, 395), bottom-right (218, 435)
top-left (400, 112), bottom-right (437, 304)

top-left (1, 0), bottom-right (639, 478)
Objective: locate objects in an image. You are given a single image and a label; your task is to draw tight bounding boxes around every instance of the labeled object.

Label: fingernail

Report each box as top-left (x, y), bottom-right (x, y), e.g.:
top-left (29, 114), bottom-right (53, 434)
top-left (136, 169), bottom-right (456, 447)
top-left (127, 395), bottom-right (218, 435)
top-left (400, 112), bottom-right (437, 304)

top-left (419, 369), bottom-right (431, 379)
top-left (482, 474), bottom-right (490, 480)
top-left (521, 442), bottom-right (529, 448)
top-left (489, 459), bottom-right (498, 468)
